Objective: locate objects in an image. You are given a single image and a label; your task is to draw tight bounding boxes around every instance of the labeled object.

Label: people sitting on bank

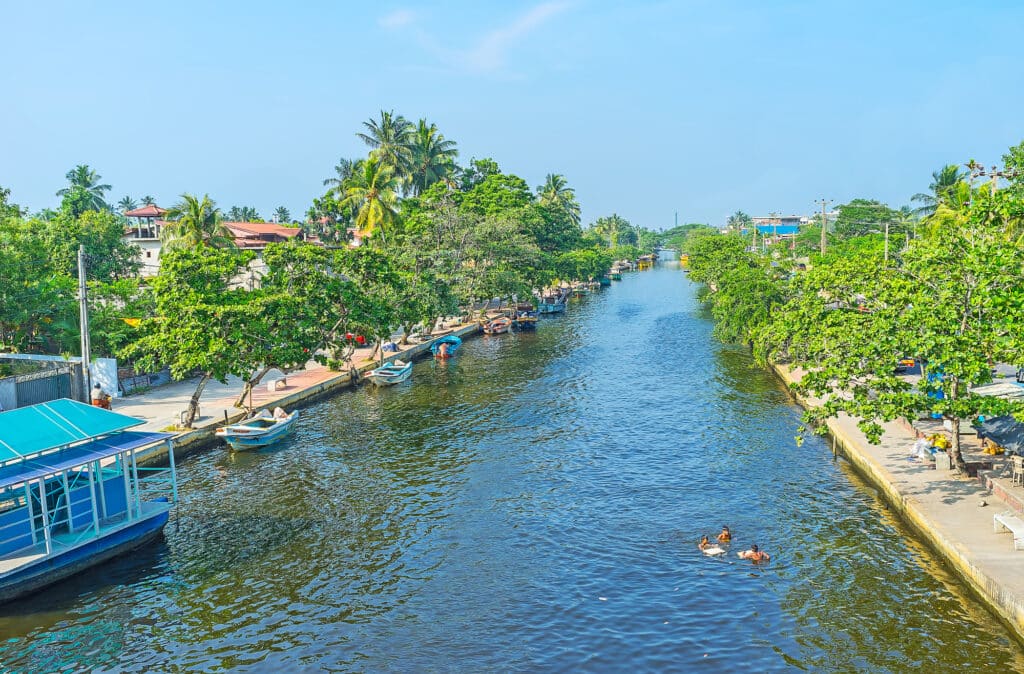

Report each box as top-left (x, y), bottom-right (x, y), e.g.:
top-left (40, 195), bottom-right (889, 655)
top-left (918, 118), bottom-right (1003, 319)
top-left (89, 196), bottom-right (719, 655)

top-left (717, 526), bottom-right (731, 543)
top-left (90, 384), bottom-right (111, 410)
top-left (738, 544), bottom-right (770, 562)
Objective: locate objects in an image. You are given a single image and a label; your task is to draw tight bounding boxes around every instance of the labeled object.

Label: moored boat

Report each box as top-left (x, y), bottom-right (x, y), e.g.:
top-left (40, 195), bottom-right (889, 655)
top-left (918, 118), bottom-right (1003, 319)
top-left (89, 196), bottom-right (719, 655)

top-left (431, 334), bottom-right (462, 358)
top-left (0, 399), bottom-right (178, 604)
top-left (215, 408), bottom-right (298, 450)
top-left (512, 308), bottom-right (538, 330)
top-left (537, 287), bottom-right (570, 314)
top-left (483, 317), bottom-right (512, 334)
top-left (599, 276), bottom-right (612, 286)
top-left (366, 359), bottom-right (413, 385)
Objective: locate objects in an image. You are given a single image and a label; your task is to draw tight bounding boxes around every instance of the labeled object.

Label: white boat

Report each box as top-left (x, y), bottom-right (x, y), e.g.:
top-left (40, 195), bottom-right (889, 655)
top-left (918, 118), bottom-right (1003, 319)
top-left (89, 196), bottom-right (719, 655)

top-left (215, 409), bottom-right (298, 450)
top-left (366, 359), bottom-right (413, 385)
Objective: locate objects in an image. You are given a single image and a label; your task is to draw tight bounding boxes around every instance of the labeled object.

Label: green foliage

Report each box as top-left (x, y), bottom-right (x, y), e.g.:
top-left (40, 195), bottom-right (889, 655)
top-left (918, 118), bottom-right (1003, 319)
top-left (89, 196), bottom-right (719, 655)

top-left (162, 194), bottom-right (235, 250)
top-left (460, 173), bottom-right (534, 216)
top-left (56, 165), bottom-right (111, 214)
top-left (832, 199), bottom-right (902, 239)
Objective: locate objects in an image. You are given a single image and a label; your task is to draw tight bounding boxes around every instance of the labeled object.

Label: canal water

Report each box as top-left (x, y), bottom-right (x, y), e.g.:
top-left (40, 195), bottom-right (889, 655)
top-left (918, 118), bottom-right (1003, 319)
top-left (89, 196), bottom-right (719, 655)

top-left (2, 261), bottom-right (1023, 672)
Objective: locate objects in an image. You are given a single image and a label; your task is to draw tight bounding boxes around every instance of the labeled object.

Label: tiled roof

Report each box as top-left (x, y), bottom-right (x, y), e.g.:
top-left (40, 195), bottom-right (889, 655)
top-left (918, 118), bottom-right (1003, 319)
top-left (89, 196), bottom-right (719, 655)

top-left (124, 204), bottom-right (167, 217)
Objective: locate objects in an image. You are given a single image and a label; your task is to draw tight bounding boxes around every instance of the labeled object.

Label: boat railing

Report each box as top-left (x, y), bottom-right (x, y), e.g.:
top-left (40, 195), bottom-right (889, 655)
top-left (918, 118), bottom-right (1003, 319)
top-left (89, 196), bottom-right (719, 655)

top-left (135, 466), bottom-right (177, 503)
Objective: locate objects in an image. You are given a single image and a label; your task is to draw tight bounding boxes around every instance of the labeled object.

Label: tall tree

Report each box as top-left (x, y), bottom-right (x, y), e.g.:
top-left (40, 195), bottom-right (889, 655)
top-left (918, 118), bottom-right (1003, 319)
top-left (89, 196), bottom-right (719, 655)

top-left (226, 205), bottom-right (261, 222)
top-left (726, 210), bottom-right (752, 232)
top-left (409, 119), bottom-right (458, 196)
top-left (537, 173), bottom-right (581, 227)
top-left (162, 194), bottom-right (235, 250)
top-left (357, 110), bottom-right (414, 181)
top-left (337, 156), bottom-right (401, 246)
top-left (911, 164), bottom-right (966, 218)
top-left (122, 247), bottom-right (256, 428)
top-left (273, 206), bottom-right (291, 223)
top-left (118, 196), bottom-right (137, 213)
top-left (56, 165), bottom-right (111, 212)
top-left (141, 195), bottom-right (156, 206)
top-left (322, 157), bottom-right (360, 188)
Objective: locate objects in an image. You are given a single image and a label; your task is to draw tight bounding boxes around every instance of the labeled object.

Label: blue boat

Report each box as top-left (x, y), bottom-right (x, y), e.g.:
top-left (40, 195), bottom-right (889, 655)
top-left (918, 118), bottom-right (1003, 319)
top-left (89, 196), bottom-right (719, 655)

top-left (431, 335), bottom-right (462, 359)
top-left (366, 359), bottom-right (413, 385)
top-left (215, 409), bottom-right (298, 450)
top-left (0, 399), bottom-right (177, 604)
top-left (537, 287), bottom-right (570, 314)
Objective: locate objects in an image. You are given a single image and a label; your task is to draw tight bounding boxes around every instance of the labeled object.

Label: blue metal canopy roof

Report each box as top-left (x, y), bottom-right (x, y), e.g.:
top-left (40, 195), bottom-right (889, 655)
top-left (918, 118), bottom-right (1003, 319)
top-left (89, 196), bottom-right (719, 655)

top-left (0, 431), bottom-right (172, 489)
top-left (0, 399), bottom-right (145, 464)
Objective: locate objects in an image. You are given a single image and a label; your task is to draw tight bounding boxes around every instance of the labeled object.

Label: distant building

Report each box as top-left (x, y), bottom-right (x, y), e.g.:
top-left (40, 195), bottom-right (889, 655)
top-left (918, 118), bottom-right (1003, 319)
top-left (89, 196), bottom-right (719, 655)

top-left (121, 204), bottom-right (305, 277)
top-left (122, 204), bottom-right (168, 275)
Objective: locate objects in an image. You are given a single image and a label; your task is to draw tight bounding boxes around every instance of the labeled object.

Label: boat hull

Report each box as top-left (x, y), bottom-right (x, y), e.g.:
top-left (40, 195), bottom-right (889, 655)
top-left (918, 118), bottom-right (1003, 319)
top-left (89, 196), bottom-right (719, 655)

top-left (0, 506), bottom-right (170, 604)
top-left (367, 362), bottom-right (413, 385)
top-left (217, 413), bottom-right (298, 450)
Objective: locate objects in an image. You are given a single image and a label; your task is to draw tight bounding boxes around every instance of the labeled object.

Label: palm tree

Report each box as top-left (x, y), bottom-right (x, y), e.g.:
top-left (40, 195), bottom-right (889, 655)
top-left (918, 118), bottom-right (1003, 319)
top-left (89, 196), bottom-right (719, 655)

top-left (911, 164), bottom-right (965, 218)
top-left (117, 196), bottom-right (137, 213)
top-left (56, 164), bottom-right (112, 211)
top-left (726, 210), bottom-right (752, 232)
top-left (273, 206), bottom-right (291, 223)
top-left (409, 119), bottom-right (458, 196)
top-left (226, 205), bottom-right (260, 222)
top-left (537, 173), bottom-right (581, 226)
top-left (337, 156), bottom-right (401, 246)
top-left (357, 110), bottom-right (414, 181)
top-left (322, 157), bottom-right (360, 188)
top-left (141, 195), bottom-right (156, 206)
top-left (161, 194), bottom-right (235, 249)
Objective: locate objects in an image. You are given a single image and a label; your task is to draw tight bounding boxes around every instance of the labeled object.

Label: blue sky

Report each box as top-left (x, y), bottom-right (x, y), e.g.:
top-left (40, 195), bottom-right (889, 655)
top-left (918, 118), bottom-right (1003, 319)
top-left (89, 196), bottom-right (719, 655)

top-left (2, 1), bottom-right (1022, 228)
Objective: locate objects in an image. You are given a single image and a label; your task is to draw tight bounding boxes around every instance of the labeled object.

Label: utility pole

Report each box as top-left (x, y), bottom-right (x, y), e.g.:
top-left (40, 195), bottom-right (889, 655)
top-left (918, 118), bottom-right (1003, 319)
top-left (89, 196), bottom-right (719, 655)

top-left (817, 198), bottom-right (831, 255)
top-left (77, 245), bottom-right (92, 400)
top-left (674, 211), bottom-right (678, 228)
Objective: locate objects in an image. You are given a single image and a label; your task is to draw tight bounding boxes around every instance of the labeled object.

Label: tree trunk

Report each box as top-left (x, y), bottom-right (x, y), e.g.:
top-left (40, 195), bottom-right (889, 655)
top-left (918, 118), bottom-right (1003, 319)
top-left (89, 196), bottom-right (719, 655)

top-left (234, 365), bottom-right (271, 409)
top-left (184, 372), bottom-right (211, 429)
top-left (400, 322), bottom-right (412, 345)
top-left (949, 416), bottom-right (968, 473)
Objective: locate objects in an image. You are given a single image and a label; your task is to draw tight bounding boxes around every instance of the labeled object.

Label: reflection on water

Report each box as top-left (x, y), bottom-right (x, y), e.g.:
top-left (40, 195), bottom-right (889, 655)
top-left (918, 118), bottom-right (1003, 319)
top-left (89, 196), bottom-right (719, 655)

top-left (1, 261), bottom-right (1022, 672)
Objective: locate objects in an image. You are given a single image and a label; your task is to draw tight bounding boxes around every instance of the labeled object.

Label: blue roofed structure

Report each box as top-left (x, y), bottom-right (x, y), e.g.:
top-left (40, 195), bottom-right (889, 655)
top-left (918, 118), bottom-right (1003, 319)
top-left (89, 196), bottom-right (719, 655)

top-left (0, 399), bottom-right (178, 603)
top-left (0, 399), bottom-right (150, 466)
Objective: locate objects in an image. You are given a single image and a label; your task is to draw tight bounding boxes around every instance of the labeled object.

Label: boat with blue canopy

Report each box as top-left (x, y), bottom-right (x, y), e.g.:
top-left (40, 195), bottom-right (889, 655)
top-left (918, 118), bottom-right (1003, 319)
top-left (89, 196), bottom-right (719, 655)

top-left (431, 335), bottom-right (462, 359)
top-left (366, 359), bottom-right (413, 386)
top-left (0, 399), bottom-right (177, 604)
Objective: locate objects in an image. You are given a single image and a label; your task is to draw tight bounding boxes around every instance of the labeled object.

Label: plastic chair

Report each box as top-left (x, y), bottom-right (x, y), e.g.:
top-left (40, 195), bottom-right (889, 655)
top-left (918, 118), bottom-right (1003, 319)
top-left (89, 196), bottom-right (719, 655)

top-left (1012, 455), bottom-right (1024, 487)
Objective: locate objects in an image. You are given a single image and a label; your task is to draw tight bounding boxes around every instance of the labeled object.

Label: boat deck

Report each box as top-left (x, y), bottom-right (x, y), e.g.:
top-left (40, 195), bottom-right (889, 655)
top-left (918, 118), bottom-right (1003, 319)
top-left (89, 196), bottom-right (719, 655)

top-left (0, 503), bottom-right (169, 576)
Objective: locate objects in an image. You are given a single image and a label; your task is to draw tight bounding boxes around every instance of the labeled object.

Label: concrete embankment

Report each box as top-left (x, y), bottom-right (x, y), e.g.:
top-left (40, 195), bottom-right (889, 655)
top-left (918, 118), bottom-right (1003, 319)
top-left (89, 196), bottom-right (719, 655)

top-left (133, 321), bottom-right (484, 465)
top-left (772, 363), bottom-right (1024, 642)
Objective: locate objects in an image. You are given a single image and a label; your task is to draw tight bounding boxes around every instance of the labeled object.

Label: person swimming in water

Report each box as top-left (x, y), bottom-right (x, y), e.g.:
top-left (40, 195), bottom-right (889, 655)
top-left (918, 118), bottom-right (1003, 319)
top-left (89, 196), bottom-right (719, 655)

top-left (738, 544), bottom-right (770, 562)
top-left (717, 526), bottom-right (731, 543)
top-left (699, 534), bottom-right (725, 556)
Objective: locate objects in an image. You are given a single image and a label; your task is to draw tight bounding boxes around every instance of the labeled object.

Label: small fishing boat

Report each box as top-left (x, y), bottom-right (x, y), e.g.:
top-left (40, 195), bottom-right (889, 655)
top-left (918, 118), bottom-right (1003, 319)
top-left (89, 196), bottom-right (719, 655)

top-left (598, 276), bottom-right (612, 286)
top-left (366, 359), bottom-right (413, 385)
top-left (431, 335), bottom-right (462, 359)
top-left (215, 409), bottom-right (298, 451)
top-left (537, 287), bottom-right (570, 314)
top-left (513, 309), bottom-right (538, 330)
top-left (483, 317), bottom-right (512, 334)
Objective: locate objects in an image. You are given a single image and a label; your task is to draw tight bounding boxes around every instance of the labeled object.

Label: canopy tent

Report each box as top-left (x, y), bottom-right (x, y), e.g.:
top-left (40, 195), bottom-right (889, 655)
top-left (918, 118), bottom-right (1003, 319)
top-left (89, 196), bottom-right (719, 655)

top-left (977, 416), bottom-right (1024, 454)
top-left (0, 399), bottom-right (145, 465)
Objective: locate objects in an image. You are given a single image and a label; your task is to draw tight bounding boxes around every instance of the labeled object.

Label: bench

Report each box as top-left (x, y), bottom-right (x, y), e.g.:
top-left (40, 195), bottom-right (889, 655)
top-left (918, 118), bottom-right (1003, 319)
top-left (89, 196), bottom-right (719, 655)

top-left (993, 511), bottom-right (1024, 550)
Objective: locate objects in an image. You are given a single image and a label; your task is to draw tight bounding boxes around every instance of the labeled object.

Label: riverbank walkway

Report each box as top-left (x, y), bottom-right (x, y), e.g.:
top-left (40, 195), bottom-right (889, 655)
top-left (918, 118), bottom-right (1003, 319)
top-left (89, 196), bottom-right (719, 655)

top-left (110, 313), bottom-right (500, 441)
top-left (776, 364), bottom-right (1024, 637)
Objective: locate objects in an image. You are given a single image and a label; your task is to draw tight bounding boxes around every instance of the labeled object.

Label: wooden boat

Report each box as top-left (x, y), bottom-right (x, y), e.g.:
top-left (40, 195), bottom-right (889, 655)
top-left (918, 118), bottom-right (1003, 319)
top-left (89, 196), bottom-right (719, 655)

top-left (513, 309), bottom-right (538, 330)
top-left (366, 359), bottom-right (413, 385)
top-left (599, 276), bottom-right (612, 286)
top-left (483, 317), bottom-right (512, 334)
top-left (215, 409), bottom-right (298, 450)
top-left (0, 399), bottom-right (177, 604)
top-left (431, 334), bottom-right (462, 359)
top-left (537, 287), bottom-right (570, 314)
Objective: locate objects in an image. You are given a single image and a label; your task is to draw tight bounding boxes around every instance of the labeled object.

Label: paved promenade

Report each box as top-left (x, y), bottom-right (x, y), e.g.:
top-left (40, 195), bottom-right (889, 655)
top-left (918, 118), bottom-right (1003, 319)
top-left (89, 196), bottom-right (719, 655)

top-left (112, 316), bottom-right (490, 449)
top-left (775, 365), bottom-right (1024, 638)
